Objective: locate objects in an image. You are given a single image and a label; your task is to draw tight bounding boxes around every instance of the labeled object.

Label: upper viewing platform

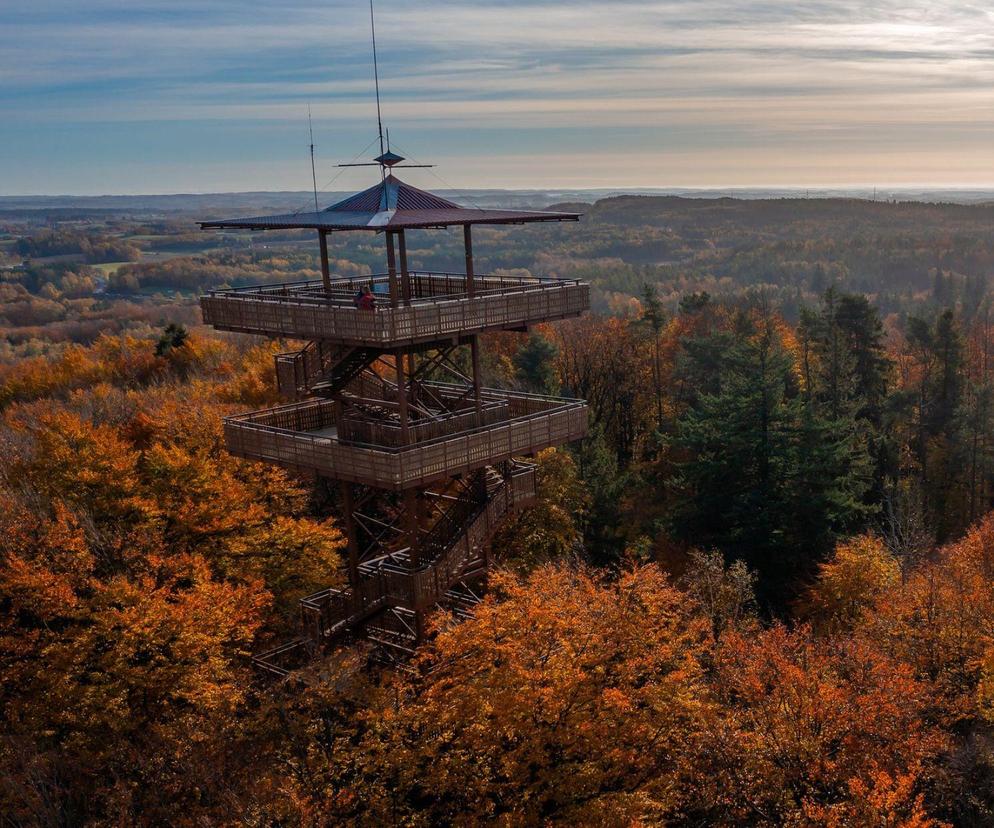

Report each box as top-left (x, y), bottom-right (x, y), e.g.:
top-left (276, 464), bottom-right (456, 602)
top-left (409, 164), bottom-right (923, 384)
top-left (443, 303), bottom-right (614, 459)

top-left (198, 173), bottom-right (588, 347)
top-left (201, 271), bottom-right (588, 347)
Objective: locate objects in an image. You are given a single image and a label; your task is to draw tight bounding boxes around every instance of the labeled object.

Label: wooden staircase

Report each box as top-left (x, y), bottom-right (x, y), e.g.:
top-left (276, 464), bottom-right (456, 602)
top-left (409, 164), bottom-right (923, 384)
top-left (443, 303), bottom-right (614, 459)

top-left (252, 462), bottom-right (534, 677)
top-left (275, 341), bottom-right (380, 401)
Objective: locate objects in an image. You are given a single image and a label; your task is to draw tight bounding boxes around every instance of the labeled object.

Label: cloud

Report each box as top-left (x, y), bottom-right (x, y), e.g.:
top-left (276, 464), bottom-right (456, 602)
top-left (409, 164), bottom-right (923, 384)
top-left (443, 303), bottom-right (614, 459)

top-left (1, 0), bottom-right (993, 192)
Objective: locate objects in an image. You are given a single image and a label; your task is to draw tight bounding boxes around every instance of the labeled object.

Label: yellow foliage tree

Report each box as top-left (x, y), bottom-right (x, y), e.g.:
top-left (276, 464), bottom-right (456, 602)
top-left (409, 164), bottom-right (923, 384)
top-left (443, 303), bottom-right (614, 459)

top-left (805, 533), bottom-right (901, 630)
top-left (327, 563), bottom-right (711, 825)
top-left (490, 447), bottom-right (588, 570)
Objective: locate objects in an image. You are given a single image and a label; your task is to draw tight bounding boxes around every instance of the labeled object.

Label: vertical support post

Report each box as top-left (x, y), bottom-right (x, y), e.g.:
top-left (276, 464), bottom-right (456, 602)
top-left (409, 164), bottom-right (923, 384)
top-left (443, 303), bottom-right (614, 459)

top-left (463, 223), bottom-right (478, 429)
top-left (463, 223), bottom-right (475, 297)
top-left (395, 347), bottom-right (410, 442)
top-left (406, 350), bottom-right (418, 412)
top-left (318, 230), bottom-right (331, 292)
top-left (470, 335), bottom-right (484, 423)
top-left (394, 349), bottom-right (421, 567)
top-left (398, 229), bottom-right (411, 304)
top-left (340, 481), bottom-right (360, 587)
top-left (385, 231), bottom-right (399, 307)
top-left (404, 489), bottom-right (420, 568)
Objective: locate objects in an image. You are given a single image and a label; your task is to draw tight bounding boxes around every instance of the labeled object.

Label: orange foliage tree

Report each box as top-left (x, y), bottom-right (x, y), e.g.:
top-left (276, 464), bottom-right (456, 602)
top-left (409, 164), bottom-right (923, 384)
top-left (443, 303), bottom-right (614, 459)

top-left (318, 563), bottom-right (713, 825)
top-left (0, 330), bottom-right (343, 822)
top-left (704, 625), bottom-right (945, 825)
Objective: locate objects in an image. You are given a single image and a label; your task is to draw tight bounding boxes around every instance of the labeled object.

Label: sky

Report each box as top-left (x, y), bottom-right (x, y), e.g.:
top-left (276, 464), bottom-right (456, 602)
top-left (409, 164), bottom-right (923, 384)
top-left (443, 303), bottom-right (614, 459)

top-left (2, 0), bottom-right (994, 195)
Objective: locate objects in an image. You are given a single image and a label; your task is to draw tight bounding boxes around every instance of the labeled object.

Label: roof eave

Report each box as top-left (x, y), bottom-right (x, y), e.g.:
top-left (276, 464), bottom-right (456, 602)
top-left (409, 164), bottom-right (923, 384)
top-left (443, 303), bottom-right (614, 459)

top-left (199, 213), bottom-right (582, 232)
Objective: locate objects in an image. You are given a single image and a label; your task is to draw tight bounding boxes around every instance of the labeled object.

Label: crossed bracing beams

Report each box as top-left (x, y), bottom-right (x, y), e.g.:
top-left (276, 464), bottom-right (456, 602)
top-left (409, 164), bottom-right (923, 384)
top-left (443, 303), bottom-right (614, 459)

top-left (345, 469), bottom-right (488, 575)
top-left (254, 336), bottom-right (508, 678)
top-left (278, 336), bottom-right (481, 418)
top-left (252, 577), bottom-right (487, 679)
top-left (314, 339), bottom-right (480, 422)
top-left (252, 462), bottom-right (519, 679)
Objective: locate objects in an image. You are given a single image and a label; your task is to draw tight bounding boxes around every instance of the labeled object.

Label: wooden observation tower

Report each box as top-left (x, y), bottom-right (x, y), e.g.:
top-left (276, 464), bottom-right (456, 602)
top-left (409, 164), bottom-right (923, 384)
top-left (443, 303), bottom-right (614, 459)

top-left (200, 165), bottom-right (589, 673)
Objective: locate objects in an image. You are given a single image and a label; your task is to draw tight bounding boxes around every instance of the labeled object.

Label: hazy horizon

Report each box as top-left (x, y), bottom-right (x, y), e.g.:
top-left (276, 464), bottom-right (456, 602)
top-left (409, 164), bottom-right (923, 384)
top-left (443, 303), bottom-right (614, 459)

top-left (5, 186), bottom-right (994, 209)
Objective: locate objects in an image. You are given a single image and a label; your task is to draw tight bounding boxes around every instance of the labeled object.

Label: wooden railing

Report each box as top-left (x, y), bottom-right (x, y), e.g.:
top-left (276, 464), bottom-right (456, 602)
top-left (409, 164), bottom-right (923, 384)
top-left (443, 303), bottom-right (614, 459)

top-left (223, 388), bottom-right (586, 489)
top-left (405, 462), bottom-right (536, 608)
top-left (200, 273), bottom-right (589, 346)
top-left (216, 272), bottom-right (572, 306)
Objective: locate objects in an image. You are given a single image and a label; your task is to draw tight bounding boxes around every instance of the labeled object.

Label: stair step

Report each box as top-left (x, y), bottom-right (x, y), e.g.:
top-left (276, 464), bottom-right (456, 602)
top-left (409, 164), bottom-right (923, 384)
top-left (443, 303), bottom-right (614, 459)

top-left (310, 347), bottom-right (379, 398)
top-left (365, 632), bottom-right (417, 655)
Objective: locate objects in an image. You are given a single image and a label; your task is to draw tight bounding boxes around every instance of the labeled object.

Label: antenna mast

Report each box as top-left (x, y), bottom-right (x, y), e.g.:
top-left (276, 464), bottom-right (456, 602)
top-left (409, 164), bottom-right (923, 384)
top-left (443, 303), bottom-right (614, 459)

top-left (369, 0), bottom-right (386, 172)
top-left (308, 104), bottom-right (319, 213)
top-left (334, 5), bottom-right (432, 174)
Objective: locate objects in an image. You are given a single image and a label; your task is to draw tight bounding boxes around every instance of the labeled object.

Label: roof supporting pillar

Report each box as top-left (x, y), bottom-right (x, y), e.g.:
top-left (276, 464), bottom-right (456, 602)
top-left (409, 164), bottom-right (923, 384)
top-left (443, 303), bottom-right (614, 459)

top-left (318, 230), bottom-right (331, 292)
top-left (463, 224), bottom-right (475, 297)
top-left (385, 231), bottom-right (399, 307)
top-left (397, 229), bottom-right (412, 304)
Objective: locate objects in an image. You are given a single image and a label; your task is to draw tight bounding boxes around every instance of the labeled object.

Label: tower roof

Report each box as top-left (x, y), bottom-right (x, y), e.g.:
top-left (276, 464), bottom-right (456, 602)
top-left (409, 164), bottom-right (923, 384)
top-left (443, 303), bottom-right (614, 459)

top-left (199, 174), bottom-right (580, 232)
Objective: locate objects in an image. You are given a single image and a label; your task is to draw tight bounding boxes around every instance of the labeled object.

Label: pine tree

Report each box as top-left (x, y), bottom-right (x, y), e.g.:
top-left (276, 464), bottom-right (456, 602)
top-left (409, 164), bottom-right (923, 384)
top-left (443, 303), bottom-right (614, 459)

top-left (906, 309), bottom-right (968, 539)
top-left (513, 332), bottom-right (559, 395)
top-left (670, 317), bottom-right (798, 595)
top-left (800, 288), bottom-right (891, 504)
top-left (671, 308), bottom-right (874, 603)
top-left (640, 282), bottom-right (666, 430)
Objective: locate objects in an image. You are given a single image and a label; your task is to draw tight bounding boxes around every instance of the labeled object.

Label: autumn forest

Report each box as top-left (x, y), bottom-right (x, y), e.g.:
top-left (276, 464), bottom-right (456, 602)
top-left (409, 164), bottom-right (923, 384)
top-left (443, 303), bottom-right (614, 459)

top-left (5, 195), bottom-right (994, 825)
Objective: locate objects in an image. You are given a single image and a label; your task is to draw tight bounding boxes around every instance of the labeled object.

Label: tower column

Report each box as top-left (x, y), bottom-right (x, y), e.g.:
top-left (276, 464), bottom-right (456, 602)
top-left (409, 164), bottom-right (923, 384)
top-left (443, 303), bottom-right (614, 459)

top-left (398, 229), bottom-right (412, 303)
top-left (318, 230), bottom-right (331, 292)
top-left (470, 336), bottom-right (484, 422)
top-left (464, 224), bottom-right (483, 420)
top-left (394, 348), bottom-right (421, 566)
top-left (385, 231), bottom-right (399, 307)
top-left (340, 481), bottom-right (360, 586)
top-left (463, 224), bottom-right (475, 297)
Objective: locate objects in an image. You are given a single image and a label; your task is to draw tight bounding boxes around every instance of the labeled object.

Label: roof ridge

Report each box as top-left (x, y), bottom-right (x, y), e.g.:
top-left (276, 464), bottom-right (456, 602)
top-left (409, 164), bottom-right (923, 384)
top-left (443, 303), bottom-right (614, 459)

top-left (325, 174), bottom-right (462, 214)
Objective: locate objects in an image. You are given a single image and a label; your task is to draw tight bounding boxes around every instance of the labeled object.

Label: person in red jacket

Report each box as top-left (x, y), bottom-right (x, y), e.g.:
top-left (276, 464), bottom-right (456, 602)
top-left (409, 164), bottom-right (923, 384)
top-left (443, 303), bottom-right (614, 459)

top-left (357, 285), bottom-right (376, 310)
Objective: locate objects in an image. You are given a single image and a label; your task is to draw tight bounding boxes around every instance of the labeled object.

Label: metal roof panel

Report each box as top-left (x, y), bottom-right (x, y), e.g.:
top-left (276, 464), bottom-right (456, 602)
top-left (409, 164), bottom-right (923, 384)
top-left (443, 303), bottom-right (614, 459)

top-left (200, 175), bottom-right (580, 231)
